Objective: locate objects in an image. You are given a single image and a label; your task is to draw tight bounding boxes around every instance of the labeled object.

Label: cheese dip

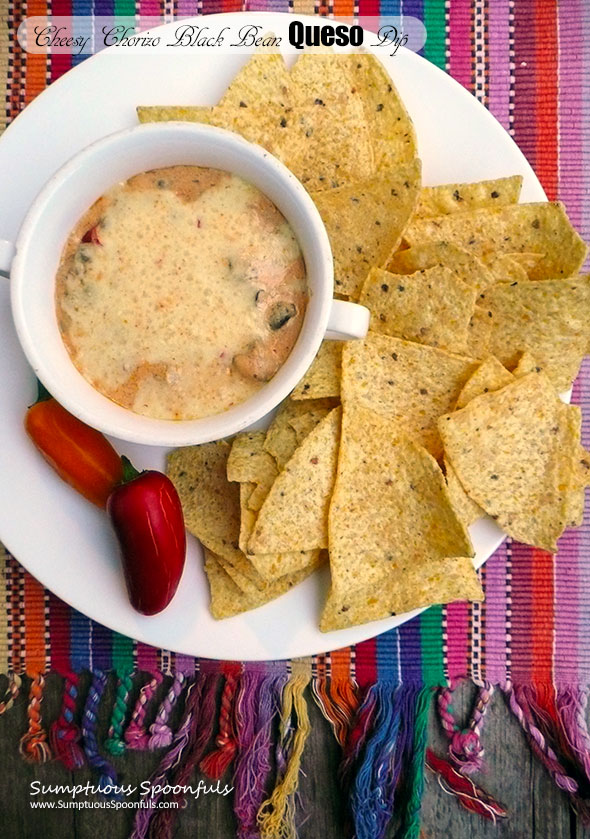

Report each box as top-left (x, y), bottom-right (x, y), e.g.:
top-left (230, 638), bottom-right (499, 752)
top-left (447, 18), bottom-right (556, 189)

top-left (55, 166), bottom-right (308, 420)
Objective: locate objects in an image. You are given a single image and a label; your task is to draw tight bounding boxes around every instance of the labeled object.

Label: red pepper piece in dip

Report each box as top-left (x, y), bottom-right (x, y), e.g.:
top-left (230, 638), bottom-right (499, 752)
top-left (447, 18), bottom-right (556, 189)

top-left (107, 457), bottom-right (186, 615)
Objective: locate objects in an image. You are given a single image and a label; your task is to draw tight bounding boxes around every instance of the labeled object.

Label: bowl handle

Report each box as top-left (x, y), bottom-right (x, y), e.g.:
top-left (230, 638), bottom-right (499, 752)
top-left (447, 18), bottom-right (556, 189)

top-left (0, 239), bottom-right (15, 277)
top-left (325, 298), bottom-right (370, 341)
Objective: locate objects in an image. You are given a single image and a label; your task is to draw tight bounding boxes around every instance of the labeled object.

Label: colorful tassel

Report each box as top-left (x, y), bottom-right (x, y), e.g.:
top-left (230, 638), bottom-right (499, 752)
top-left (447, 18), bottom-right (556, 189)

top-left (340, 683), bottom-right (379, 783)
top-left (104, 668), bottom-right (134, 756)
top-left (311, 675), bottom-right (360, 747)
top-left (425, 748), bottom-right (508, 822)
top-left (396, 687), bottom-right (434, 839)
top-left (19, 673), bottom-right (52, 763)
top-left (49, 672), bottom-right (85, 769)
top-left (147, 671), bottom-right (221, 839)
top-left (0, 672), bottom-right (22, 715)
top-left (149, 671), bottom-right (186, 750)
top-left (200, 665), bottom-right (240, 777)
top-left (124, 670), bottom-right (164, 750)
top-left (130, 679), bottom-right (198, 839)
top-left (258, 671), bottom-right (312, 839)
top-left (349, 682), bottom-right (402, 839)
top-left (506, 684), bottom-right (590, 823)
top-left (556, 687), bottom-right (590, 786)
top-left (81, 669), bottom-right (119, 793)
top-left (233, 671), bottom-right (285, 839)
top-left (437, 681), bottom-right (494, 774)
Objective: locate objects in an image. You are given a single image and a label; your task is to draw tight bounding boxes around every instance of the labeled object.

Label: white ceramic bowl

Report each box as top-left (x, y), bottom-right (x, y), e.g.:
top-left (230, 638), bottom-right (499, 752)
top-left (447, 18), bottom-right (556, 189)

top-left (3, 121), bottom-right (368, 446)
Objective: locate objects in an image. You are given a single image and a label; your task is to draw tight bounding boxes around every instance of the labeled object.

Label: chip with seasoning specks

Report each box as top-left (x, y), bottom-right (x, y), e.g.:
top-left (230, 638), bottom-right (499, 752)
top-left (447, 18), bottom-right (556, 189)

top-left (219, 47), bottom-right (291, 110)
top-left (325, 402), bottom-right (474, 607)
top-left (166, 442), bottom-right (266, 588)
top-left (263, 397), bottom-right (337, 470)
top-left (342, 333), bottom-right (478, 459)
top-left (320, 556), bottom-right (483, 632)
top-left (359, 265), bottom-right (476, 353)
top-left (310, 161), bottom-right (421, 300)
top-left (455, 356), bottom-right (514, 410)
top-left (249, 407), bottom-right (341, 554)
top-left (439, 372), bottom-right (587, 552)
top-left (387, 240), bottom-right (495, 294)
top-left (444, 460), bottom-right (484, 529)
top-left (469, 276), bottom-right (590, 392)
top-left (414, 175), bottom-right (522, 217)
top-left (291, 342), bottom-right (343, 401)
top-left (403, 202), bottom-right (588, 280)
top-left (481, 252), bottom-right (530, 283)
top-left (204, 548), bottom-right (320, 620)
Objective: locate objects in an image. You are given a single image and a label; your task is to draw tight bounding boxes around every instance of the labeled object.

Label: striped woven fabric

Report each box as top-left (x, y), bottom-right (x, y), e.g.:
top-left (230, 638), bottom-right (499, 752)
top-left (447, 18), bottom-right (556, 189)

top-left (2, 1), bottom-right (590, 837)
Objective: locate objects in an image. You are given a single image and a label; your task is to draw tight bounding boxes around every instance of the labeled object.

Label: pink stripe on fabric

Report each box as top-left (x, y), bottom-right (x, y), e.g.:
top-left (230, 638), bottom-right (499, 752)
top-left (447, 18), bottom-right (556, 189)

top-left (176, 0), bottom-right (200, 14)
top-left (486, 0), bottom-right (511, 130)
top-left (508, 543), bottom-right (534, 684)
top-left (575, 359), bottom-right (590, 685)
top-left (446, 601), bottom-right (469, 682)
top-left (138, 0), bottom-right (161, 14)
top-left (136, 642), bottom-right (158, 673)
top-left (448, 0), bottom-right (472, 91)
top-left (481, 543), bottom-right (508, 687)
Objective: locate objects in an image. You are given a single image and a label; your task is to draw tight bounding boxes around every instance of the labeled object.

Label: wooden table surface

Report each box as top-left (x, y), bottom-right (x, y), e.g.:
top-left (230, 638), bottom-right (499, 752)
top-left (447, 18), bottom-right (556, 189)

top-left (0, 675), bottom-right (586, 839)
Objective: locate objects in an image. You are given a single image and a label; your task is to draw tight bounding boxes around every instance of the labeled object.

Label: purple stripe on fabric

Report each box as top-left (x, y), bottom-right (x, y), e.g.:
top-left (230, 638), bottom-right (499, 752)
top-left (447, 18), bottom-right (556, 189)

top-left (557, 0), bottom-right (584, 232)
top-left (176, 0), bottom-right (199, 14)
top-left (512, 0), bottom-right (537, 170)
top-left (481, 542), bottom-right (508, 687)
top-left (91, 621), bottom-right (112, 672)
top-left (508, 542), bottom-right (534, 684)
top-left (399, 619), bottom-right (422, 685)
top-left (174, 654), bottom-right (197, 676)
top-left (486, 0), bottom-right (511, 130)
top-left (575, 358), bottom-right (590, 686)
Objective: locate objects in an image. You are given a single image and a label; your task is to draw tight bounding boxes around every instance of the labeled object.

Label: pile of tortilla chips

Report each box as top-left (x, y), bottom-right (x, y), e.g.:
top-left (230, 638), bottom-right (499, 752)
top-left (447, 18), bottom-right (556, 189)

top-left (146, 48), bottom-right (590, 631)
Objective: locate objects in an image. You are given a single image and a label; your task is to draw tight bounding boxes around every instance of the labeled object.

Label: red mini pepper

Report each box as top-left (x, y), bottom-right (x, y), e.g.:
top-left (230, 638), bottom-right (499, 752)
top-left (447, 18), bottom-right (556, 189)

top-left (25, 382), bottom-right (123, 508)
top-left (107, 457), bottom-right (186, 616)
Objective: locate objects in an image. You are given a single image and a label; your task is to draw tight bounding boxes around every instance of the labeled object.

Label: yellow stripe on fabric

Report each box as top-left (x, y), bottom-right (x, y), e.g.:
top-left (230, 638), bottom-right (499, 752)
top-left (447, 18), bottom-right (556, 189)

top-left (291, 0), bottom-right (317, 16)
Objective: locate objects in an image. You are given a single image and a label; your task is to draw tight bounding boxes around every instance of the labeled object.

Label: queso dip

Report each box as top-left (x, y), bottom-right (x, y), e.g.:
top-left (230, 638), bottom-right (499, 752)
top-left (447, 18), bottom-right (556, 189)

top-left (55, 166), bottom-right (308, 420)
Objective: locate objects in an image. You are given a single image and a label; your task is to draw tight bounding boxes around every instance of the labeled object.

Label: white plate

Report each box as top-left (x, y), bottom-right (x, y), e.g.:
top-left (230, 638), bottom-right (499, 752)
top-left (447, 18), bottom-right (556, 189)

top-left (0, 12), bottom-right (545, 660)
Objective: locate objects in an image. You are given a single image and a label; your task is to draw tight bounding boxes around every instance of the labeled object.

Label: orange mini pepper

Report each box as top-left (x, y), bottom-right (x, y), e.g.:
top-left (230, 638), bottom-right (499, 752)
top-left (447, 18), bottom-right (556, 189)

top-left (25, 382), bottom-right (123, 508)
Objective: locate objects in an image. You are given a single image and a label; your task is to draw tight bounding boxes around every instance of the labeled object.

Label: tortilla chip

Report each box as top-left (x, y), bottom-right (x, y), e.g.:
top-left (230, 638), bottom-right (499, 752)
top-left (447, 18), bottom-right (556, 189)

top-left (466, 306), bottom-right (493, 359)
top-left (444, 460), bottom-right (484, 528)
top-left (326, 401), bottom-right (473, 597)
top-left (320, 557), bottom-right (483, 631)
top-left (289, 53), bottom-right (360, 104)
top-left (249, 407), bottom-right (342, 554)
top-left (455, 356), bottom-right (514, 409)
top-left (204, 549), bottom-right (320, 620)
top-left (291, 342), bottom-right (342, 400)
top-left (470, 276), bottom-right (590, 392)
top-left (310, 161), bottom-right (421, 299)
top-left (341, 333), bottom-right (478, 459)
top-left (404, 202), bottom-right (587, 281)
top-left (264, 397), bottom-right (337, 470)
top-left (508, 252), bottom-right (544, 276)
top-left (439, 372), bottom-right (584, 552)
top-left (351, 54), bottom-right (417, 168)
top-left (512, 351), bottom-right (544, 379)
top-left (481, 252), bottom-right (529, 283)
top-left (219, 49), bottom-right (291, 110)
top-left (239, 481), bottom-right (258, 553)
top-left (414, 176), bottom-right (522, 217)
top-left (288, 404), bottom-right (335, 443)
top-left (387, 240), bottom-right (495, 294)
top-left (248, 482), bottom-right (271, 512)
top-left (359, 265), bottom-right (476, 352)
top-left (227, 431), bottom-right (278, 489)
top-left (166, 442), bottom-right (264, 587)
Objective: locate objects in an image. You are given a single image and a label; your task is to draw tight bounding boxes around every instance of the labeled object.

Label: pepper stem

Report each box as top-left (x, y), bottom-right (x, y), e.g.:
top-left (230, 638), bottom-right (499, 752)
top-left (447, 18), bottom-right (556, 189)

top-left (35, 379), bottom-right (52, 404)
top-left (120, 456), bottom-right (141, 484)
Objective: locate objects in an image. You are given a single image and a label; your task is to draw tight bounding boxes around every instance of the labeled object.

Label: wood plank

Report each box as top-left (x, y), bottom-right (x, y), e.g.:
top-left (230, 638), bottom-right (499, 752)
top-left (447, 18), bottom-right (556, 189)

top-left (0, 675), bottom-right (583, 838)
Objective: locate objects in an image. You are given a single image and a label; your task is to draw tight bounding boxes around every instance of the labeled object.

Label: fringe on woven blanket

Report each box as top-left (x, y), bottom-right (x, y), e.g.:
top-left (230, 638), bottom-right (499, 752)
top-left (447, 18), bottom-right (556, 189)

top-left (2, 669), bottom-right (590, 837)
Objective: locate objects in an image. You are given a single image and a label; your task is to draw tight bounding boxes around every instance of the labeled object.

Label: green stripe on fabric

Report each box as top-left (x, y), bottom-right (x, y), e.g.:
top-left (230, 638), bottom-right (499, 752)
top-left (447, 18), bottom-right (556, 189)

top-left (114, 0), bottom-right (136, 16)
top-left (419, 605), bottom-right (445, 687)
top-left (423, 0), bottom-right (447, 70)
top-left (111, 631), bottom-right (134, 672)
